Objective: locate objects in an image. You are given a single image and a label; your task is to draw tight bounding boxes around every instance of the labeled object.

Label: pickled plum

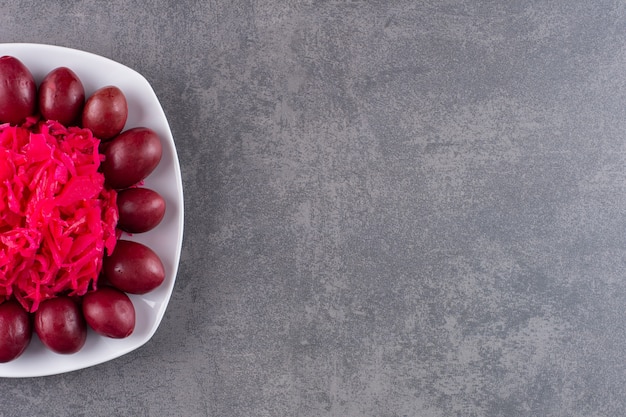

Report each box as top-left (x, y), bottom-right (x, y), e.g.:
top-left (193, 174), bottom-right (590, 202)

top-left (82, 86), bottom-right (128, 140)
top-left (38, 67), bottom-right (85, 126)
top-left (35, 297), bottom-right (87, 354)
top-left (103, 240), bottom-right (165, 294)
top-left (82, 287), bottom-right (135, 338)
top-left (0, 301), bottom-right (31, 363)
top-left (101, 127), bottom-right (162, 189)
top-left (0, 56), bottom-right (36, 125)
top-left (117, 187), bottom-right (166, 233)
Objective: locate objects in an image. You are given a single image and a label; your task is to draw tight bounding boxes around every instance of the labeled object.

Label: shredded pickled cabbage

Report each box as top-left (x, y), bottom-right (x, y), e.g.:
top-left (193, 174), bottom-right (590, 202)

top-left (0, 118), bottom-right (118, 312)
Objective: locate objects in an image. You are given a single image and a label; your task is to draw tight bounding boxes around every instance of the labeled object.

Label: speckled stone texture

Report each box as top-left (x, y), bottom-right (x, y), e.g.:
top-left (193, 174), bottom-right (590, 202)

top-left (1, 1), bottom-right (626, 416)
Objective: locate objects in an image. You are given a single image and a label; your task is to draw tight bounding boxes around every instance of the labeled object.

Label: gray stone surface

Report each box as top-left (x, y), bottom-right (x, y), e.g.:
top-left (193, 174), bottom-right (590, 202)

top-left (1, 1), bottom-right (626, 416)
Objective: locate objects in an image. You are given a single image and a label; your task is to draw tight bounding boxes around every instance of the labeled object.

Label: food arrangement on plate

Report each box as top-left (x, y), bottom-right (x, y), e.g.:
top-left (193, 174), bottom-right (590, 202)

top-left (0, 44), bottom-right (183, 377)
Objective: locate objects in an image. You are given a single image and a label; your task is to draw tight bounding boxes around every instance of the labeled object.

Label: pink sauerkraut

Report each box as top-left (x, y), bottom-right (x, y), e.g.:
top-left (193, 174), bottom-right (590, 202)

top-left (0, 118), bottom-right (118, 312)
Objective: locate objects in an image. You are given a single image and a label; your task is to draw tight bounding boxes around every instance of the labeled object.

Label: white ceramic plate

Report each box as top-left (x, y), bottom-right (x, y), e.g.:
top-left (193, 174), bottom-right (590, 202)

top-left (0, 43), bottom-right (184, 377)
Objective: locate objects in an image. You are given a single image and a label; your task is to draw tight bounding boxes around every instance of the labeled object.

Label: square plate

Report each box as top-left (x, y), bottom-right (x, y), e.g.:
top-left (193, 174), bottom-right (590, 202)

top-left (0, 43), bottom-right (184, 377)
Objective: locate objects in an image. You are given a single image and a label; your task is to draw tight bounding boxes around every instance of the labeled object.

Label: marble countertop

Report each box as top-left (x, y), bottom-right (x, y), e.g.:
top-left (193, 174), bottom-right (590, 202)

top-left (1, 1), bottom-right (625, 416)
